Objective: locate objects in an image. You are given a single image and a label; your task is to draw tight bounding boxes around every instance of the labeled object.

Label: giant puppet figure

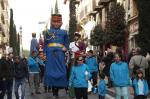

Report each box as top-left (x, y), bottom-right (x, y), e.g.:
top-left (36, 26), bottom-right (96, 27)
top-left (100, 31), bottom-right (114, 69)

top-left (69, 32), bottom-right (86, 59)
top-left (30, 32), bottom-right (38, 54)
top-left (43, 14), bottom-right (69, 97)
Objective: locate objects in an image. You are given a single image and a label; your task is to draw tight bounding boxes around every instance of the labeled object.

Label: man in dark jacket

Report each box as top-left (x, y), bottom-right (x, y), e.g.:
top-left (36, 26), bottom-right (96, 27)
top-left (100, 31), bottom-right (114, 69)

top-left (102, 52), bottom-right (114, 88)
top-left (0, 53), bottom-right (14, 99)
top-left (0, 55), bottom-right (7, 98)
top-left (14, 56), bottom-right (28, 99)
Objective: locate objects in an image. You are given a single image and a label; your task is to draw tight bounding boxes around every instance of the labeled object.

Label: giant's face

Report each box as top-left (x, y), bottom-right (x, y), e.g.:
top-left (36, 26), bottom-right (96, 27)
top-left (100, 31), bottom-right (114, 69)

top-left (51, 16), bottom-right (62, 29)
top-left (74, 36), bottom-right (79, 41)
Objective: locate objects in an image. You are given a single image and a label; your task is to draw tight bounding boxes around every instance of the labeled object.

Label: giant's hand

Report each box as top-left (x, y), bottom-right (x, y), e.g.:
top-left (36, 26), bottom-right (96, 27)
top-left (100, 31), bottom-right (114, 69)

top-left (62, 47), bottom-right (67, 52)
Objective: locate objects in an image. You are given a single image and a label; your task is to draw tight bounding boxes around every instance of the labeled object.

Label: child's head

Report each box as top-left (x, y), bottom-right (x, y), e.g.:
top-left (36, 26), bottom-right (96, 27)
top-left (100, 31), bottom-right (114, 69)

top-left (87, 50), bottom-right (93, 57)
top-left (114, 53), bottom-right (122, 63)
top-left (136, 69), bottom-right (143, 79)
top-left (100, 73), bottom-right (105, 80)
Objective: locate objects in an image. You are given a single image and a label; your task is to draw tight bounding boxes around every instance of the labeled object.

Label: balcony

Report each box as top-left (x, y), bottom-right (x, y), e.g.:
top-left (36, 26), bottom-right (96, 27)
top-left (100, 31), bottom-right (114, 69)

top-left (89, 11), bottom-right (97, 16)
top-left (0, 24), bottom-right (5, 37)
top-left (0, 41), bottom-right (6, 49)
top-left (74, 0), bottom-right (80, 5)
top-left (98, 0), bottom-right (110, 6)
top-left (1, 14), bottom-right (5, 24)
top-left (127, 15), bottom-right (138, 23)
top-left (94, 5), bottom-right (104, 11)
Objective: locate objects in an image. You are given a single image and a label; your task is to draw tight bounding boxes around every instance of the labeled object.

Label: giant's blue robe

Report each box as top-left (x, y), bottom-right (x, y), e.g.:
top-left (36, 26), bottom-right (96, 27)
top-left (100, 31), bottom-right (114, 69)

top-left (43, 28), bottom-right (69, 87)
top-left (30, 38), bottom-right (38, 54)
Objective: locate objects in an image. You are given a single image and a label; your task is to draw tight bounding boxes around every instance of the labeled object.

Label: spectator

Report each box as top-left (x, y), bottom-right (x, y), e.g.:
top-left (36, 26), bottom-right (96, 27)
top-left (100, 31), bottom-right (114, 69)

top-left (110, 53), bottom-right (130, 99)
top-left (102, 51), bottom-right (114, 88)
top-left (28, 51), bottom-right (41, 95)
top-left (128, 48), bottom-right (136, 63)
top-left (0, 53), bottom-right (14, 99)
top-left (69, 56), bottom-right (91, 99)
top-left (85, 50), bottom-right (98, 86)
top-left (132, 69), bottom-right (149, 99)
top-left (37, 51), bottom-right (45, 83)
top-left (129, 47), bottom-right (148, 77)
top-left (145, 52), bottom-right (150, 89)
top-left (98, 73), bottom-right (106, 99)
top-left (14, 56), bottom-right (28, 99)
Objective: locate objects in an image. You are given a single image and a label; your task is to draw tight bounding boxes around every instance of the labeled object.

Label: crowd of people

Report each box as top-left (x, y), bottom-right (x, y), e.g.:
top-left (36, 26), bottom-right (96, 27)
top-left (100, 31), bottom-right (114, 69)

top-left (99, 47), bottom-right (149, 99)
top-left (1, 13), bottom-right (150, 99)
top-left (0, 53), bottom-right (28, 99)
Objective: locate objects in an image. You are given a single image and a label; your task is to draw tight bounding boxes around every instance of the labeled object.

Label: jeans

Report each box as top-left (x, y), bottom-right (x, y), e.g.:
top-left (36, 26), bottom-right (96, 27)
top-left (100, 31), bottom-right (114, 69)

top-left (0, 79), bottom-right (13, 99)
top-left (15, 78), bottom-right (26, 99)
top-left (28, 73), bottom-right (40, 93)
top-left (115, 86), bottom-right (129, 99)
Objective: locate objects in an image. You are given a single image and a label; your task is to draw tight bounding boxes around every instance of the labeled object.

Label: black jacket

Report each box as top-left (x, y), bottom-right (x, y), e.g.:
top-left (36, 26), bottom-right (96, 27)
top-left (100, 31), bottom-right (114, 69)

top-left (0, 57), bottom-right (14, 80)
top-left (14, 59), bottom-right (28, 79)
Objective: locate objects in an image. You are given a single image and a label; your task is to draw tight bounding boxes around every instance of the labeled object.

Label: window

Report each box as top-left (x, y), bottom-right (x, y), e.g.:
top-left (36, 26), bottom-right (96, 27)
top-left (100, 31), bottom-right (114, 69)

top-left (1, 0), bottom-right (5, 10)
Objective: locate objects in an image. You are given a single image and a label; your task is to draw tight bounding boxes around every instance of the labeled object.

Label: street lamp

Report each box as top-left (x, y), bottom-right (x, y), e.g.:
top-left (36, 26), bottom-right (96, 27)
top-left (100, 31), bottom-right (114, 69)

top-left (19, 26), bottom-right (23, 57)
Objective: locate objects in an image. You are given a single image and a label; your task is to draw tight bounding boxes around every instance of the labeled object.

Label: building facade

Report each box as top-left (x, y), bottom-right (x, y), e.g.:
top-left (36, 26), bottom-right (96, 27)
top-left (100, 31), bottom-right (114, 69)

top-left (127, 0), bottom-right (138, 51)
top-left (76, 0), bottom-right (138, 52)
top-left (0, 0), bottom-right (9, 58)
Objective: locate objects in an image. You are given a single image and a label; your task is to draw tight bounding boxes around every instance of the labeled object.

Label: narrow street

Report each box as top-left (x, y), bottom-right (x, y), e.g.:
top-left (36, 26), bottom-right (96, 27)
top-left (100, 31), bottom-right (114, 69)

top-left (5, 82), bottom-right (104, 99)
top-left (4, 81), bottom-right (148, 99)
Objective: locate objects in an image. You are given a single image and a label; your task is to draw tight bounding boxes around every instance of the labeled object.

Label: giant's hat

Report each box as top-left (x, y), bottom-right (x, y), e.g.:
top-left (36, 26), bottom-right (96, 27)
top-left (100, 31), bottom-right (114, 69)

top-left (51, 0), bottom-right (62, 22)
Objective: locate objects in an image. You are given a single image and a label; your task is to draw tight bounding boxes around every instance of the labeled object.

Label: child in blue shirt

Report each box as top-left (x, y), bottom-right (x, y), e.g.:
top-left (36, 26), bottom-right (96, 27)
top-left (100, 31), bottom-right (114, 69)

top-left (85, 50), bottom-right (98, 86)
top-left (69, 56), bottom-right (91, 99)
top-left (98, 73), bottom-right (106, 99)
top-left (132, 69), bottom-right (149, 99)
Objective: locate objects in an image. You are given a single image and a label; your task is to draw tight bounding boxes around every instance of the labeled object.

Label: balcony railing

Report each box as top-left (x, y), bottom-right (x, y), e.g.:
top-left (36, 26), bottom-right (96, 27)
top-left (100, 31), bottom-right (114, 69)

top-left (127, 15), bottom-right (138, 23)
top-left (89, 11), bottom-right (97, 16)
top-left (94, 5), bottom-right (104, 11)
top-left (98, 0), bottom-right (110, 5)
top-left (74, 0), bottom-right (80, 5)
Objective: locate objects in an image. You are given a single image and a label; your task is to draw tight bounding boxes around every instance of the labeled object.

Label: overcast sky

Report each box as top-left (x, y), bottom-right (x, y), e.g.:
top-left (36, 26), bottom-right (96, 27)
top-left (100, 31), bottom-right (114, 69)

top-left (9, 0), bottom-right (69, 50)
